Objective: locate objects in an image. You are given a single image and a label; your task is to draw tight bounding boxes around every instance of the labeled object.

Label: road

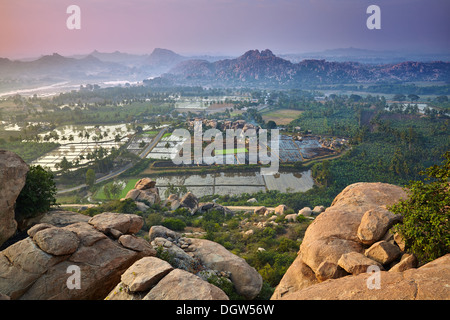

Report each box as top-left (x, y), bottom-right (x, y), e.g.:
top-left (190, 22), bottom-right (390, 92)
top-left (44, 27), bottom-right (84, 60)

top-left (57, 127), bottom-right (167, 194)
top-left (225, 206), bottom-right (276, 212)
top-left (138, 127), bottom-right (167, 158)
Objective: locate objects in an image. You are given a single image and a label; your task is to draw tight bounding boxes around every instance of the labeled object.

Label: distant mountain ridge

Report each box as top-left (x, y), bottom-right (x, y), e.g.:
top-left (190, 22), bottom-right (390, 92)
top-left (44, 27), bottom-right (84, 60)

top-left (0, 53), bottom-right (131, 81)
top-left (1, 48), bottom-right (449, 93)
top-left (280, 47), bottom-right (450, 64)
top-left (160, 49), bottom-right (450, 88)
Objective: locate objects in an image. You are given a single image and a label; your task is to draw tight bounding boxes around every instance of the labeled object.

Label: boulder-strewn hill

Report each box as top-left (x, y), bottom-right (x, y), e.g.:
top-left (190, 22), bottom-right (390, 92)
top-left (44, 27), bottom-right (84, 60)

top-left (0, 152), bottom-right (262, 300)
top-left (2, 49), bottom-right (449, 92)
top-left (159, 49), bottom-right (450, 87)
top-left (1, 151), bottom-right (449, 300)
top-left (271, 182), bottom-right (450, 300)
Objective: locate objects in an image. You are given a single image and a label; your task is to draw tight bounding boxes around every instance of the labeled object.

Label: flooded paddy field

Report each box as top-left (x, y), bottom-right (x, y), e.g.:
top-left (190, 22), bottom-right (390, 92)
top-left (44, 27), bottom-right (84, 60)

top-left (153, 170), bottom-right (314, 199)
top-left (30, 124), bottom-right (134, 171)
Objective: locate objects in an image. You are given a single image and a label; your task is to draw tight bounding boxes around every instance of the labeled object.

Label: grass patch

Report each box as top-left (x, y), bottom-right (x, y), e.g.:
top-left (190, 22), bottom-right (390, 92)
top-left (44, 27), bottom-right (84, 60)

top-left (144, 130), bottom-right (159, 135)
top-left (94, 178), bottom-right (139, 200)
top-left (261, 109), bottom-right (304, 125)
top-left (215, 148), bottom-right (248, 155)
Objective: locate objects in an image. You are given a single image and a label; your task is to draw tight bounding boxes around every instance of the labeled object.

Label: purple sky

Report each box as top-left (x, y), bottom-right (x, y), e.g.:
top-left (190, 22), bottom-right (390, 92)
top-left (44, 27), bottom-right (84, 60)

top-left (1, 0), bottom-right (449, 59)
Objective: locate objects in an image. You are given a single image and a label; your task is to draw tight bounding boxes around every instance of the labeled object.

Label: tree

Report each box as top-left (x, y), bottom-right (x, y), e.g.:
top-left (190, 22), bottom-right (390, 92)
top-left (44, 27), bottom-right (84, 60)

top-left (266, 120), bottom-right (277, 129)
top-left (312, 160), bottom-right (332, 187)
top-left (86, 169), bottom-right (96, 189)
top-left (407, 94), bottom-right (420, 102)
top-left (164, 183), bottom-right (188, 198)
top-left (103, 181), bottom-right (122, 199)
top-left (393, 94), bottom-right (406, 101)
top-left (15, 165), bottom-right (57, 221)
top-left (390, 152), bottom-right (450, 264)
top-left (56, 156), bottom-right (72, 173)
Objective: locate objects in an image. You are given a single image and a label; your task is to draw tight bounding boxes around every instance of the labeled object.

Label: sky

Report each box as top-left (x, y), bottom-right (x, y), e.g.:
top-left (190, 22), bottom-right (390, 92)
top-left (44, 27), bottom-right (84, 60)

top-left (1, 0), bottom-right (449, 59)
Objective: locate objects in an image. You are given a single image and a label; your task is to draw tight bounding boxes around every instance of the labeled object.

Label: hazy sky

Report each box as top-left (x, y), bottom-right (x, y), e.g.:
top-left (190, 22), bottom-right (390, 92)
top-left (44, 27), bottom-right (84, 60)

top-left (1, 0), bottom-right (449, 59)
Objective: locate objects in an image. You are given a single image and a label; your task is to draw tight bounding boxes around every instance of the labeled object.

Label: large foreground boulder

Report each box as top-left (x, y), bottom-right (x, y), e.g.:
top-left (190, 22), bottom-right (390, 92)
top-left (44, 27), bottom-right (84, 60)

top-left (0, 211), bottom-right (154, 300)
top-left (281, 254), bottom-right (450, 300)
top-left (106, 256), bottom-right (228, 301)
top-left (272, 182), bottom-right (409, 299)
top-left (299, 183), bottom-right (407, 276)
top-left (147, 225), bottom-right (263, 300)
top-left (0, 150), bottom-right (29, 246)
top-left (106, 257), bottom-right (229, 300)
top-left (143, 268), bottom-right (228, 300)
top-left (188, 238), bottom-right (263, 299)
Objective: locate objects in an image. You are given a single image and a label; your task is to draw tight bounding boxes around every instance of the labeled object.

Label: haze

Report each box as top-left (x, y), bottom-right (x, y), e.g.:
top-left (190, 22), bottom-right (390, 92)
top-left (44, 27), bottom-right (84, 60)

top-left (1, 0), bottom-right (449, 59)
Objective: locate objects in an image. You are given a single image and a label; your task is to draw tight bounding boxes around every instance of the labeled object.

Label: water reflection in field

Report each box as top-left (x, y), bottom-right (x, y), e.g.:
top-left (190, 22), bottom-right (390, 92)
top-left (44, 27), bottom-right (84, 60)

top-left (156, 170), bottom-right (314, 199)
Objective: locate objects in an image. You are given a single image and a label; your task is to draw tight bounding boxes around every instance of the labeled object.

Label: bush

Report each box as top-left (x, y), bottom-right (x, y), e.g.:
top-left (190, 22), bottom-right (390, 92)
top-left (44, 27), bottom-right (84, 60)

top-left (15, 165), bottom-right (57, 221)
top-left (162, 218), bottom-right (186, 231)
top-left (206, 274), bottom-right (244, 300)
top-left (146, 213), bottom-right (163, 229)
top-left (390, 152), bottom-right (450, 264)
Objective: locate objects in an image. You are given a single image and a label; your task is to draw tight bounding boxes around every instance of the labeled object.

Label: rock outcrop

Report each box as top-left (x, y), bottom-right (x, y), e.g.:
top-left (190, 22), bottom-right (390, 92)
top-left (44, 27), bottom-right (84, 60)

top-left (0, 150), bottom-right (29, 246)
top-left (0, 210), bottom-right (256, 300)
top-left (0, 211), bottom-right (153, 300)
top-left (124, 178), bottom-right (161, 206)
top-left (188, 238), bottom-right (263, 300)
top-left (179, 192), bottom-right (199, 214)
top-left (280, 254), bottom-right (450, 300)
top-left (272, 182), bottom-right (415, 300)
top-left (148, 225), bottom-right (263, 300)
top-left (106, 257), bottom-right (229, 300)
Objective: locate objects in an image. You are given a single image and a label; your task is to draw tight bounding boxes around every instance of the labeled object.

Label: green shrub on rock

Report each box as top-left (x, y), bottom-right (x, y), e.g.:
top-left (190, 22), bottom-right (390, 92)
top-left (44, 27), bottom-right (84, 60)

top-left (390, 152), bottom-right (450, 264)
top-left (15, 165), bottom-right (57, 221)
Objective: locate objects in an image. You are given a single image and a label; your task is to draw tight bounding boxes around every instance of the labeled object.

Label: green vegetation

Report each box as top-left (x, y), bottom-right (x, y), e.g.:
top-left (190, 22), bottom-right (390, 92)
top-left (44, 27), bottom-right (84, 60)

top-left (15, 165), bottom-right (57, 221)
top-left (0, 141), bottom-right (59, 163)
top-left (2, 85), bottom-right (449, 299)
top-left (95, 179), bottom-right (139, 200)
top-left (215, 148), bottom-right (248, 155)
top-left (85, 169), bottom-right (96, 189)
top-left (79, 200), bottom-right (309, 299)
top-left (390, 152), bottom-right (450, 264)
top-left (144, 130), bottom-right (159, 135)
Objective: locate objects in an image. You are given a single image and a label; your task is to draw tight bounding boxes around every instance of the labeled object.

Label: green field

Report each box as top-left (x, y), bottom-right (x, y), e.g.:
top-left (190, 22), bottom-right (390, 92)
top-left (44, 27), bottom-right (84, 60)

top-left (215, 148), bottom-right (248, 155)
top-left (95, 178), bottom-right (139, 200)
top-left (144, 130), bottom-right (159, 135)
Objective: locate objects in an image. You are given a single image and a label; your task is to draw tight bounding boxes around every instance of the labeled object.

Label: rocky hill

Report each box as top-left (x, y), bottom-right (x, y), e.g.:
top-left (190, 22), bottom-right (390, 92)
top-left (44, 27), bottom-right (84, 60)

top-left (271, 182), bottom-right (450, 300)
top-left (159, 49), bottom-right (450, 87)
top-left (0, 151), bottom-right (262, 300)
top-left (0, 53), bottom-right (132, 82)
top-left (0, 150), bottom-right (28, 247)
top-left (2, 49), bottom-right (449, 92)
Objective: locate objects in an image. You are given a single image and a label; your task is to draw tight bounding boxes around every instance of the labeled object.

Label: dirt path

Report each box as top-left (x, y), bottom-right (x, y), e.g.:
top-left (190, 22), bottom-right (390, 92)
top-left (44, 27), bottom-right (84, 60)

top-left (225, 206), bottom-right (276, 212)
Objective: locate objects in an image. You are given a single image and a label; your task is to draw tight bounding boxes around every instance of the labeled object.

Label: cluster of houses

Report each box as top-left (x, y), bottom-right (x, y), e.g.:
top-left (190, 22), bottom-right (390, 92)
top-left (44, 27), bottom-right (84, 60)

top-left (187, 118), bottom-right (258, 132)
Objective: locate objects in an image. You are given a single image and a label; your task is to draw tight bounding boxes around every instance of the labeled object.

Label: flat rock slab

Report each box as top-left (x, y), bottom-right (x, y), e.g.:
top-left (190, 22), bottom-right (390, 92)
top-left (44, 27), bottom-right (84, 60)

top-left (121, 257), bottom-right (173, 292)
top-left (143, 269), bottom-right (229, 300)
top-left (88, 212), bottom-right (143, 234)
top-left (33, 227), bottom-right (80, 256)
